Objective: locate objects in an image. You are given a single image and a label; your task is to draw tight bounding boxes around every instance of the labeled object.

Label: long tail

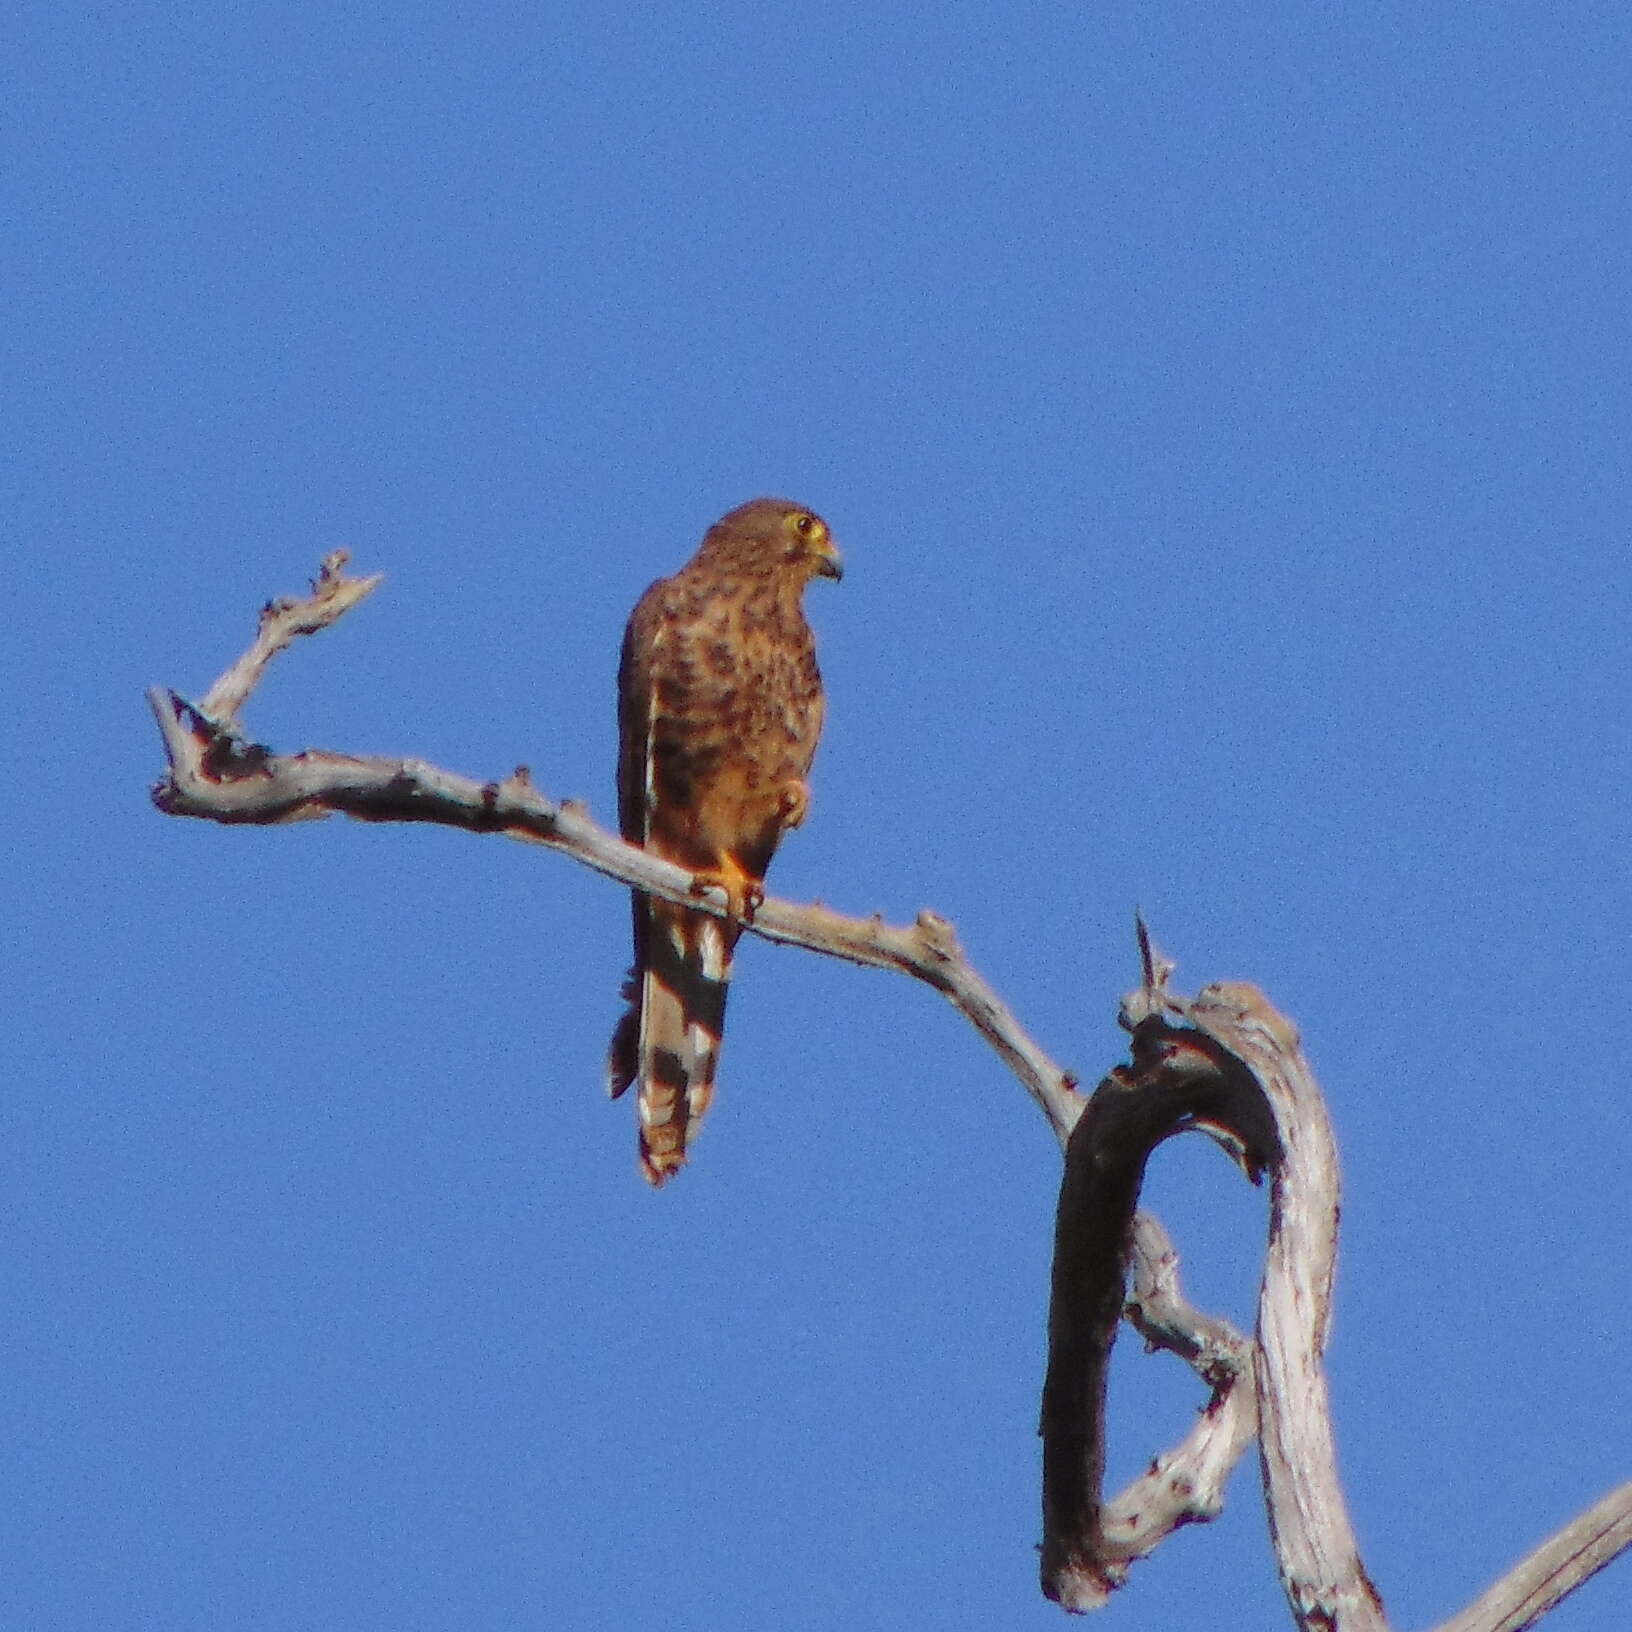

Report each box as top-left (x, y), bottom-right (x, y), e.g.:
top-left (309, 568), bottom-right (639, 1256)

top-left (606, 900), bottom-right (736, 1185)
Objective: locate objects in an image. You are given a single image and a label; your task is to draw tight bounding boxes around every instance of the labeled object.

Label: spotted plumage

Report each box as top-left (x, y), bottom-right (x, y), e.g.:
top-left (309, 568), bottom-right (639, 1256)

top-left (606, 498), bottom-right (842, 1184)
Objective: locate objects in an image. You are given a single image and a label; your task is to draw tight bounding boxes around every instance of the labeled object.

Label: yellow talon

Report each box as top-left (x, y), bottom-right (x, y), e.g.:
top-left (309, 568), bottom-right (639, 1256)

top-left (691, 861), bottom-right (762, 924)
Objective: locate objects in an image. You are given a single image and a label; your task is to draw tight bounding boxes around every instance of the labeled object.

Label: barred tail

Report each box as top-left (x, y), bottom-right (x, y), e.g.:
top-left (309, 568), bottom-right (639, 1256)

top-left (606, 903), bottom-right (735, 1185)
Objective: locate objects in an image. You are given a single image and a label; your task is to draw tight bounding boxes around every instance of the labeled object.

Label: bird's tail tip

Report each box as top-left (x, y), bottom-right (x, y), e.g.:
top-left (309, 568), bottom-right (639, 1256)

top-left (639, 1145), bottom-right (686, 1187)
top-left (637, 1084), bottom-right (699, 1187)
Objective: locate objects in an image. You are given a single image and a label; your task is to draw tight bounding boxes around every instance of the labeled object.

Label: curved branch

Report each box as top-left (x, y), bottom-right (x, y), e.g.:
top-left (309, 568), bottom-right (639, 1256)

top-left (147, 556), bottom-right (1083, 1143)
top-left (1041, 966), bottom-right (1392, 1629)
top-left (1045, 1208), bottom-right (1260, 1611)
top-left (1039, 1007), bottom-right (1276, 1609)
top-left (1181, 984), bottom-right (1387, 1631)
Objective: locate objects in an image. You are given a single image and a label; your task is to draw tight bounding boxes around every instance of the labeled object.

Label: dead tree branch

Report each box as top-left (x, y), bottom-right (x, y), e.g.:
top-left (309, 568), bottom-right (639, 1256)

top-left (147, 554), bottom-right (1082, 1144)
top-left (198, 550), bottom-right (384, 727)
top-left (1054, 1208), bottom-right (1261, 1609)
top-left (149, 556), bottom-right (1630, 1629)
top-left (1187, 982), bottom-right (1387, 1631)
top-left (1044, 964), bottom-right (1384, 1627)
top-left (1042, 953), bottom-right (1630, 1628)
top-left (1040, 979), bottom-right (1281, 1611)
top-left (1433, 1479), bottom-right (1632, 1632)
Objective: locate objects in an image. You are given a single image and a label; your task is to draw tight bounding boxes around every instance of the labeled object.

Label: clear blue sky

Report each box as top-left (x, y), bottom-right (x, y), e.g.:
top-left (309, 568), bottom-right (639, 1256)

top-left (6, 4), bottom-right (1628, 1628)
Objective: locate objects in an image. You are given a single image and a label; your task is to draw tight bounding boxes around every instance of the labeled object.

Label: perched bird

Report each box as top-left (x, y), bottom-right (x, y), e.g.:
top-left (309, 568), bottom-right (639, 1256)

top-left (606, 498), bottom-right (842, 1185)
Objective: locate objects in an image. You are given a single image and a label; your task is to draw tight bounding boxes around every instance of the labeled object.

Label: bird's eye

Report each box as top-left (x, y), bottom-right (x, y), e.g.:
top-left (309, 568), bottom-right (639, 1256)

top-left (793, 514), bottom-right (814, 535)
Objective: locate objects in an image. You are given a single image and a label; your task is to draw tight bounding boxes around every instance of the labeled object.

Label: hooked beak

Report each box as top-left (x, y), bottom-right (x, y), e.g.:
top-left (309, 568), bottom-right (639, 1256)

top-left (813, 539), bottom-right (844, 581)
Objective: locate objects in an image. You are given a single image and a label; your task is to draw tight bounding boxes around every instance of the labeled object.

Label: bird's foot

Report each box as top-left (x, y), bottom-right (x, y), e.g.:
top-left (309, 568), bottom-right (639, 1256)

top-left (690, 861), bottom-right (762, 925)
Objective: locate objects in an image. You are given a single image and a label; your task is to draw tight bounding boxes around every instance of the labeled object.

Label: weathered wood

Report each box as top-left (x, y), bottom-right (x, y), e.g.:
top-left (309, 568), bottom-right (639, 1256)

top-left (149, 556), bottom-right (1632, 1629)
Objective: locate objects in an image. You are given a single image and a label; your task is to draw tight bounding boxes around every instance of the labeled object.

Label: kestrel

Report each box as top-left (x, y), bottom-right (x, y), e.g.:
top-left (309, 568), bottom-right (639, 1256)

top-left (606, 498), bottom-right (842, 1184)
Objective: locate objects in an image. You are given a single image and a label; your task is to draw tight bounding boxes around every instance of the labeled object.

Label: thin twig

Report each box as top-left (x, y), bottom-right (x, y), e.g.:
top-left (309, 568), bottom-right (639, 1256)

top-left (201, 549), bottom-right (383, 726)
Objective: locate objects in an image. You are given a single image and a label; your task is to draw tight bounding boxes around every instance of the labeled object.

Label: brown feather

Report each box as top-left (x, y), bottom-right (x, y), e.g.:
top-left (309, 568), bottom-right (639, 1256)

top-left (606, 498), bottom-right (839, 1184)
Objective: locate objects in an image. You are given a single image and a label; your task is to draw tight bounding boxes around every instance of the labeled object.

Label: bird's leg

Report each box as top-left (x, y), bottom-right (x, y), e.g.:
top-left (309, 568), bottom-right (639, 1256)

top-left (690, 856), bottom-right (762, 924)
top-left (777, 777), bottom-right (812, 829)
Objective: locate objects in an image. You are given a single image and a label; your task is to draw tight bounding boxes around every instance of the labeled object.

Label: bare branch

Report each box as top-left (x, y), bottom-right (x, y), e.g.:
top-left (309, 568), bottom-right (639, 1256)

top-left (148, 558), bottom-right (1082, 1144)
top-left (1434, 1480), bottom-right (1632, 1632)
top-left (1041, 964), bottom-right (1396, 1629)
top-left (1180, 983), bottom-right (1387, 1631)
top-left (1039, 1000), bottom-right (1276, 1610)
top-left (1122, 1211), bottom-right (1255, 1398)
top-left (201, 550), bottom-right (383, 727)
top-left (1056, 1211), bottom-right (1260, 1609)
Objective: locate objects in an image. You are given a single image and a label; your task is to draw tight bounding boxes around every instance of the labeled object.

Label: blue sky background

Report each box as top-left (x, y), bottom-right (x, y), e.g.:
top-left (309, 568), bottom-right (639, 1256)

top-left (5, 4), bottom-right (1629, 1628)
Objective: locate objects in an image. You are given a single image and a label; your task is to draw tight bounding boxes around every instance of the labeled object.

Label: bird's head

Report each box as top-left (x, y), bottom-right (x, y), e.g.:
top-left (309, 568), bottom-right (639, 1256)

top-left (708, 498), bottom-right (844, 584)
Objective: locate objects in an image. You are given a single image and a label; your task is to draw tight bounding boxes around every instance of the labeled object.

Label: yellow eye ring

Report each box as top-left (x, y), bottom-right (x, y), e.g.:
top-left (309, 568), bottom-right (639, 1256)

top-left (793, 513), bottom-right (814, 535)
